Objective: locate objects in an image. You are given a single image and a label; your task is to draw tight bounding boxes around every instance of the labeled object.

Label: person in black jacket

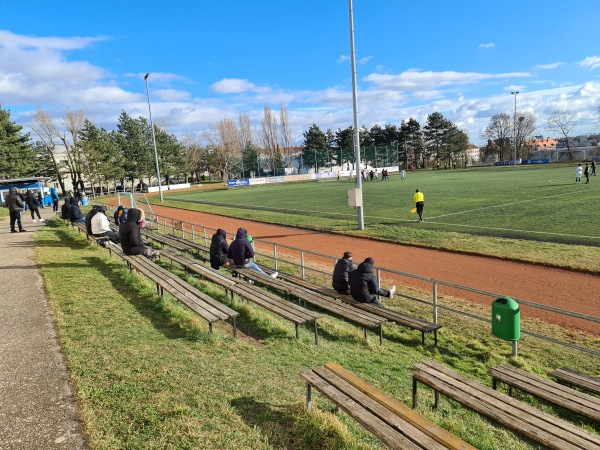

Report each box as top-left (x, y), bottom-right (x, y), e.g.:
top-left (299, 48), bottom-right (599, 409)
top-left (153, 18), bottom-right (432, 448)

top-left (5, 187), bottom-right (26, 232)
top-left (68, 199), bottom-right (85, 223)
top-left (60, 198), bottom-right (71, 219)
top-left (349, 257), bottom-right (395, 307)
top-left (25, 190), bottom-right (44, 222)
top-left (332, 251), bottom-right (354, 294)
top-left (118, 208), bottom-right (159, 259)
top-left (210, 229), bottom-right (233, 270)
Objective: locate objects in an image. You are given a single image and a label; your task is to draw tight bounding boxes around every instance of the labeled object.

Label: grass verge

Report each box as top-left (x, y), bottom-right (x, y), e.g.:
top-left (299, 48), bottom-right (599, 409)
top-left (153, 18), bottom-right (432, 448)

top-left (36, 219), bottom-right (600, 449)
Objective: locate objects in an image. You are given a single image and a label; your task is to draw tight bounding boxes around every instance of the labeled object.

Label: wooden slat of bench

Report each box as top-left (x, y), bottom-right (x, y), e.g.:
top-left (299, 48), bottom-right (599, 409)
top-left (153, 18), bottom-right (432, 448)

top-left (489, 364), bottom-right (600, 421)
top-left (166, 234), bottom-right (210, 253)
top-left (324, 362), bottom-right (476, 450)
top-left (160, 249), bottom-right (236, 287)
top-left (414, 360), bottom-right (600, 450)
top-left (141, 230), bottom-right (190, 251)
top-left (549, 367), bottom-right (600, 396)
top-left (230, 283), bottom-right (319, 325)
top-left (301, 370), bottom-right (427, 450)
top-left (131, 256), bottom-right (238, 323)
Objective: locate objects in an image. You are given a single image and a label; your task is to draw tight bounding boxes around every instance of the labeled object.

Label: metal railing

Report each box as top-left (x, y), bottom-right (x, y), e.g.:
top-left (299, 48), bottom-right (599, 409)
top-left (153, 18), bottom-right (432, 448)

top-left (101, 204), bottom-right (600, 357)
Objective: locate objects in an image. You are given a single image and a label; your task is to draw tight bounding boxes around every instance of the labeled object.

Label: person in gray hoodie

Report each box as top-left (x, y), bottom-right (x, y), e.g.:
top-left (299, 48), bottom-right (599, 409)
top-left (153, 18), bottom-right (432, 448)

top-left (5, 187), bottom-right (26, 232)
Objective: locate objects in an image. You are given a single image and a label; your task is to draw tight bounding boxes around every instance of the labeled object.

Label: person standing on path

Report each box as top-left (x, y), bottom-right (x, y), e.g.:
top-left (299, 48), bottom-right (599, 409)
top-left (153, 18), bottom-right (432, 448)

top-left (414, 188), bottom-right (425, 222)
top-left (5, 187), bottom-right (26, 232)
top-left (49, 187), bottom-right (60, 213)
top-left (25, 189), bottom-right (44, 223)
top-left (576, 164), bottom-right (583, 184)
top-left (592, 160), bottom-right (597, 176)
top-left (584, 163), bottom-right (590, 184)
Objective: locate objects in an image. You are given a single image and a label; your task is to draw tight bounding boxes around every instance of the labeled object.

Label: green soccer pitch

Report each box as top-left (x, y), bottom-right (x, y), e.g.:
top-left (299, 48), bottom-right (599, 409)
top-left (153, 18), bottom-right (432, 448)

top-left (164, 164), bottom-right (600, 247)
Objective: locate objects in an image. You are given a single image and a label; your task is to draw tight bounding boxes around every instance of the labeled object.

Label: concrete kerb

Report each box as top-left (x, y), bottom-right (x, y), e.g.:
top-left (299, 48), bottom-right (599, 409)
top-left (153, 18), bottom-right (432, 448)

top-left (0, 207), bottom-right (87, 449)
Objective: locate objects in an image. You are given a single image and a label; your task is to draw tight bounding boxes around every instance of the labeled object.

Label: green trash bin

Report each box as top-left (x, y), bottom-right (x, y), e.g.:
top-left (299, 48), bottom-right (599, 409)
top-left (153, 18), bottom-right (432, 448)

top-left (492, 297), bottom-right (520, 341)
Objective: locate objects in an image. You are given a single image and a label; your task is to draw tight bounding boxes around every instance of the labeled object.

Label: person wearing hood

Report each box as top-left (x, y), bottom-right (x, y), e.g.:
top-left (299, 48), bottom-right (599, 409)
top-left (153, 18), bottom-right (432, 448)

top-left (349, 257), bottom-right (395, 307)
top-left (227, 227), bottom-right (278, 278)
top-left (60, 198), bottom-right (71, 220)
top-left (5, 187), bottom-right (26, 232)
top-left (68, 198), bottom-right (85, 223)
top-left (210, 229), bottom-right (233, 270)
top-left (118, 208), bottom-right (159, 259)
top-left (114, 205), bottom-right (128, 225)
top-left (91, 205), bottom-right (119, 243)
top-left (25, 190), bottom-right (44, 223)
top-left (85, 205), bottom-right (101, 235)
top-left (332, 251), bottom-right (354, 294)
top-left (49, 187), bottom-right (60, 213)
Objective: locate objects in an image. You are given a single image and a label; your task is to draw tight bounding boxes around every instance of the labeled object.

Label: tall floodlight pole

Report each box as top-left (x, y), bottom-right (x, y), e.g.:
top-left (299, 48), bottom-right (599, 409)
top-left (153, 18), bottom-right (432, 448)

top-left (144, 73), bottom-right (163, 202)
top-left (511, 91), bottom-right (519, 167)
top-left (348, 0), bottom-right (364, 229)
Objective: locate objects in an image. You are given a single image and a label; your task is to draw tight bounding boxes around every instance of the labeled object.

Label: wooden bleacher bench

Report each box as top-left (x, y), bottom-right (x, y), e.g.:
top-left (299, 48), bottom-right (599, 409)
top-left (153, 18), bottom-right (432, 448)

top-left (165, 234), bottom-right (210, 255)
top-left (301, 362), bottom-right (476, 450)
top-left (71, 222), bottom-right (109, 246)
top-left (333, 291), bottom-right (441, 346)
top-left (413, 360), bottom-right (600, 450)
top-left (228, 277), bottom-right (320, 344)
top-left (489, 364), bottom-right (600, 422)
top-left (228, 268), bottom-right (388, 344)
top-left (141, 229), bottom-right (191, 252)
top-left (549, 367), bottom-right (600, 396)
top-left (160, 249), bottom-right (235, 288)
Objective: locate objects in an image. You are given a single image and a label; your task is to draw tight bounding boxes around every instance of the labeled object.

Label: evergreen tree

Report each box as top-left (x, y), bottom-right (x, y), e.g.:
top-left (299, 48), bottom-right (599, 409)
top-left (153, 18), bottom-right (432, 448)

top-left (0, 105), bottom-right (37, 178)
top-left (116, 111), bottom-right (153, 189)
top-left (302, 123), bottom-right (328, 170)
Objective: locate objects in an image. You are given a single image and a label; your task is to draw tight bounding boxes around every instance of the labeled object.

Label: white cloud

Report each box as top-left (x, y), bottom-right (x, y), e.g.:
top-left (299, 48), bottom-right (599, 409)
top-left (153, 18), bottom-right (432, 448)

top-left (534, 62), bottom-right (565, 70)
top-left (154, 89), bottom-right (191, 102)
top-left (337, 55), bottom-right (350, 64)
top-left (210, 78), bottom-right (256, 94)
top-left (478, 43), bottom-right (495, 49)
top-left (358, 56), bottom-right (373, 64)
top-left (0, 30), bottom-right (108, 50)
top-left (578, 56), bottom-right (600, 70)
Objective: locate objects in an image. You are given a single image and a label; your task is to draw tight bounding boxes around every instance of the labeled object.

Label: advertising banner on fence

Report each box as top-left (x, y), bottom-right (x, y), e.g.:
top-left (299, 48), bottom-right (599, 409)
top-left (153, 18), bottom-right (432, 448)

top-left (227, 179), bottom-right (250, 187)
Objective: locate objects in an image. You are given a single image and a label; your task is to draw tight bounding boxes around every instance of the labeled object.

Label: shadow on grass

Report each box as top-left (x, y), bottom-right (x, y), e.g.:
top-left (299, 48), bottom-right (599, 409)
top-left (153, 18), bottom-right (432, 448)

top-left (230, 396), bottom-right (300, 449)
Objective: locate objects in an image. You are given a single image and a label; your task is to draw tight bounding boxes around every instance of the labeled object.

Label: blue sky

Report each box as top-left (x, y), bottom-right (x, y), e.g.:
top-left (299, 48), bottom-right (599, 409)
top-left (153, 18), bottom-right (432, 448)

top-left (1, 0), bottom-right (599, 146)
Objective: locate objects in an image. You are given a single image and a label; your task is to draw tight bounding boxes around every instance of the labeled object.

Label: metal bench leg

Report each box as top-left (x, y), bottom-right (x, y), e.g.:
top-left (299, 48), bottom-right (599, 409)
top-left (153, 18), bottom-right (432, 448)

top-left (434, 329), bottom-right (438, 346)
top-left (509, 386), bottom-right (513, 397)
top-left (295, 324), bottom-right (299, 339)
top-left (306, 383), bottom-right (312, 410)
top-left (434, 390), bottom-right (439, 409)
top-left (209, 322), bottom-right (213, 334)
top-left (314, 321), bottom-right (318, 345)
top-left (492, 378), bottom-right (497, 390)
top-left (364, 328), bottom-right (367, 340)
top-left (232, 317), bottom-right (237, 338)
top-left (422, 332), bottom-right (425, 345)
top-left (412, 377), bottom-right (418, 408)
top-left (379, 324), bottom-right (383, 346)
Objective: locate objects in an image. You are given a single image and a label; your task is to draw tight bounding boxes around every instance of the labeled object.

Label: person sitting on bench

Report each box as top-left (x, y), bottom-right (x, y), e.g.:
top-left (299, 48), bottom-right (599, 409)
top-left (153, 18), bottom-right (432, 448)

top-left (119, 208), bottom-right (158, 259)
top-left (227, 227), bottom-right (277, 278)
top-left (332, 251), bottom-right (354, 294)
top-left (210, 228), bottom-right (233, 270)
top-left (91, 206), bottom-right (120, 244)
top-left (349, 257), bottom-right (395, 307)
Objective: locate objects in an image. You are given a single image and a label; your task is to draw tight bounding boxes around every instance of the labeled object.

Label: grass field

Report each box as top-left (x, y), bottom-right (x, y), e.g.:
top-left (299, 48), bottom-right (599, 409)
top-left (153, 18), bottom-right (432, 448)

top-left (153, 164), bottom-right (600, 272)
top-left (35, 221), bottom-right (600, 449)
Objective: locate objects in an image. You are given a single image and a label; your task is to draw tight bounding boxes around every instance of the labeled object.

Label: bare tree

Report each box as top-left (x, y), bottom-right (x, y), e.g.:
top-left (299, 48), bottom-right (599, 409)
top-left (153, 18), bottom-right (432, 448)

top-left (181, 134), bottom-right (209, 182)
top-left (546, 109), bottom-right (576, 159)
top-left (482, 113), bottom-right (512, 161)
top-left (279, 105), bottom-right (292, 169)
top-left (203, 119), bottom-right (240, 182)
top-left (30, 107), bottom-right (67, 194)
top-left (515, 112), bottom-right (537, 159)
top-left (261, 105), bottom-right (278, 173)
top-left (61, 108), bottom-right (87, 191)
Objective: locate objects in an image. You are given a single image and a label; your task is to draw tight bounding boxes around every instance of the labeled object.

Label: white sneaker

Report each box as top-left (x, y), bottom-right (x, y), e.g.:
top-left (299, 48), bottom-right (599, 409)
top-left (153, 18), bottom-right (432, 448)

top-left (271, 271), bottom-right (278, 278)
top-left (389, 285), bottom-right (396, 299)
top-left (32, 219), bottom-right (36, 223)
top-left (40, 219), bottom-right (45, 222)
top-left (248, 279), bottom-right (254, 285)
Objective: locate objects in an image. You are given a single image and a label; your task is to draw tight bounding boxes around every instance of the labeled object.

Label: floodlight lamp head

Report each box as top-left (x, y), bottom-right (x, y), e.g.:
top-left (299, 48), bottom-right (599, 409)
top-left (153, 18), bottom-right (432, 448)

top-left (144, 73), bottom-right (150, 80)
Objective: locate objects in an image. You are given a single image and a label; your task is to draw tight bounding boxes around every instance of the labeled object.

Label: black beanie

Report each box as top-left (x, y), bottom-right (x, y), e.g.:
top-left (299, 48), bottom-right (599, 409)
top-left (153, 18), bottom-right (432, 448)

top-left (364, 257), bottom-right (374, 265)
top-left (343, 251), bottom-right (352, 259)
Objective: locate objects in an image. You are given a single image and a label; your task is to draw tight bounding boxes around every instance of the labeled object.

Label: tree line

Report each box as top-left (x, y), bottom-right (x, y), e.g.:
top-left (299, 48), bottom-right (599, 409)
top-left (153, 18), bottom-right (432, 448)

top-left (301, 112), bottom-right (469, 171)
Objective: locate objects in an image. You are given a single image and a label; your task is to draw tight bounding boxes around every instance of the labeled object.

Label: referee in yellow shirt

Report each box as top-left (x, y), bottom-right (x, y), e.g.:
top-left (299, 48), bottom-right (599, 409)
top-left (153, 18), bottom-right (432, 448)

top-left (414, 189), bottom-right (424, 222)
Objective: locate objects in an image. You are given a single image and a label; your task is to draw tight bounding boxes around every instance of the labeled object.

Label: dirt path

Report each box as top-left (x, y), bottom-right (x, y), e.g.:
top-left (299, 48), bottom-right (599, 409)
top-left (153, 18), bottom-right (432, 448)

top-left (117, 201), bottom-right (600, 336)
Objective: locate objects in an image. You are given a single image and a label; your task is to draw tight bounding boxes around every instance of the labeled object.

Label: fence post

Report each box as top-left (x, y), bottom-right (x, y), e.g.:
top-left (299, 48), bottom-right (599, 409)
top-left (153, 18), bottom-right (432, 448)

top-left (376, 268), bottom-right (382, 302)
top-left (301, 251), bottom-right (305, 280)
top-left (274, 244), bottom-right (278, 271)
top-left (433, 281), bottom-right (438, 324)
top-left (203, 227), bottom-right (207, 246)
top-left (171, 218), bottom-right (175, 235)
top-left (191, 224), bottom-right (195, 242)
top-left (181, 222), bottom-right (185, 239)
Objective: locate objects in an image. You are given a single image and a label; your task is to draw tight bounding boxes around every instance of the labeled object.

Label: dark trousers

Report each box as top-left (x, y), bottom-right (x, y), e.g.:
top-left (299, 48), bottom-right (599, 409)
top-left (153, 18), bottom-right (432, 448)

top-left (52, 200), bottom-right (59, 212)
top-left (29, 207), bottom-right (41, 220)
top-left (416, 201), bottom-right (424, 220)
top-left (10, 211), bottom-right (23, 231)
top-left (94, 230), bottom-right (120, 243)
